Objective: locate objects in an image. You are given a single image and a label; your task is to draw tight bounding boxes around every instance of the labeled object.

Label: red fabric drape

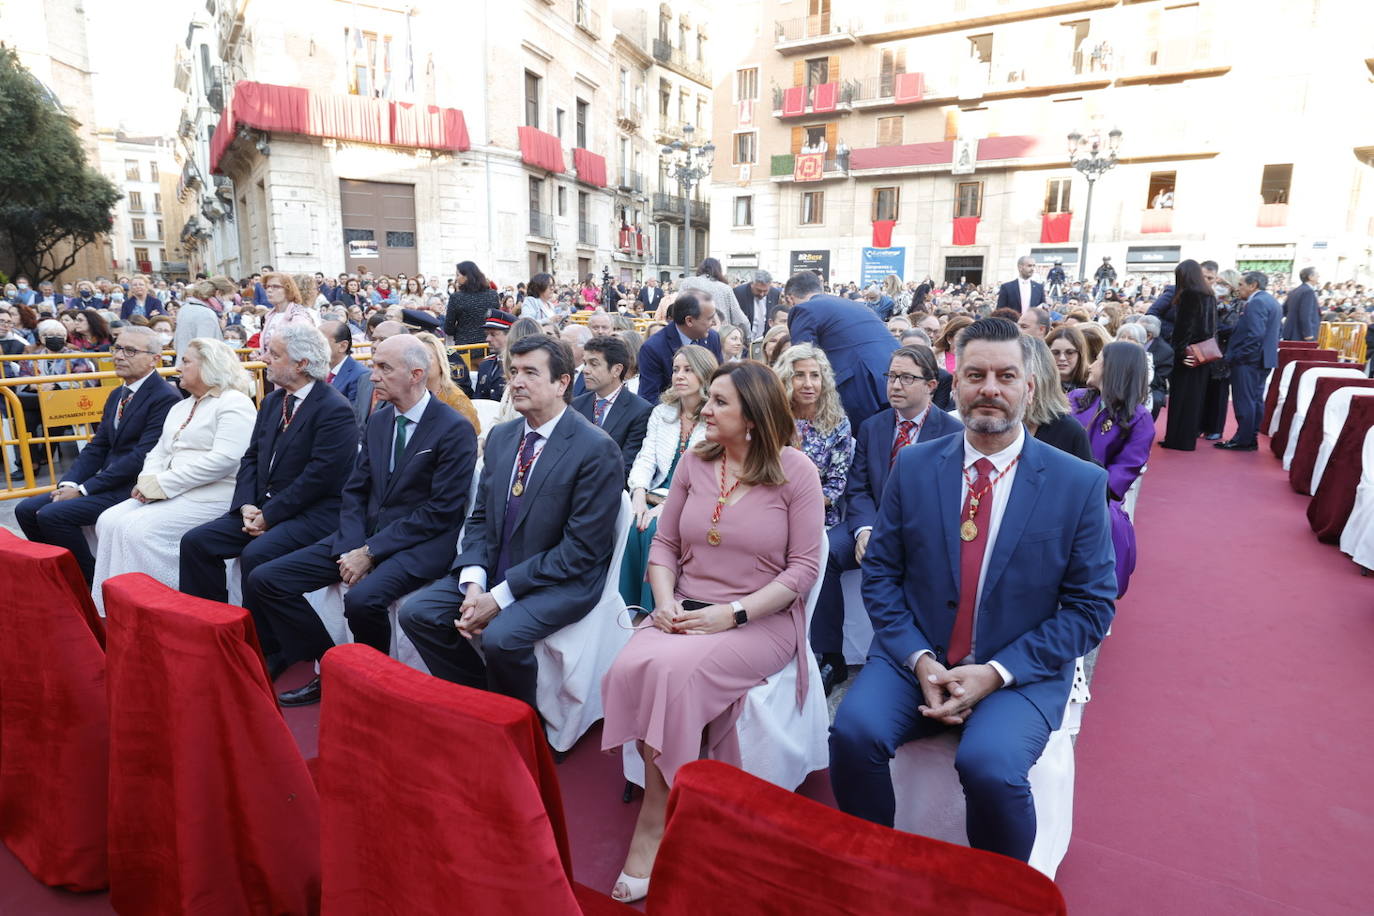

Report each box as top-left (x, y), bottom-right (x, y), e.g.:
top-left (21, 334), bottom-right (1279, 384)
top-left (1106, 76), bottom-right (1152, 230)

top-left (103, 573), bottom-right (320, 916)
top-left (1290, 379), bottom-right (1374, 493)
top-left (1308, 397), bottom-right (1374, 541)
top-left (573, 147), bottom-right (608, 187)
top-left (894, 72), bottom-right (925, 103)
top-left (317, 645), bottom-right (617, 913)
top-left (952, 216), bottom-right (980, 246)
top-left (1263, 349), bottom-right (1338, 429)
top-left (872, 220), bottom-right (896, 248)
top-left (392, 102), bottom-right (470, 151)
top-left (0, 531), bottom-right (108, 892)
top-left (1270, 361), bottom-right (1353, 459)
top-left (1279, 341), bottom-right (1320, 350)
top-left (518, 125), bottom-right (566, 173)
top-left (1040, 212), bottom-right (1072, 243)
top-left (1140, 209), bottom-right (1173, 234)
top-left (782, 86), bottom-right (806, 116)
top-left (811, 81), bottom-right (838, 112)
top-left (649, 760), bottom-right (1065, 915)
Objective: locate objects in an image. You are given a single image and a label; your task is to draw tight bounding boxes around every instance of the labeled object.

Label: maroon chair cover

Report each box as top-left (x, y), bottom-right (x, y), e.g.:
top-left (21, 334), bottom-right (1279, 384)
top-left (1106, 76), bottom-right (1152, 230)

top-left (647, 760), bottom-right (1066, 916)
top-left (1263, 348), bottom-right (1338, 430)
top-left (1290, 379), bottom-right (1374, 493)
top-left (1269, 361), bottom-right (1352, 458)
top-left (1308, 397), bottom-right (1374, 542)
top-left (1278, 341), bottom-right (1320, 350)
top-left (103, 573), bottom-right (320, 915)
top-left (317, 645), bottom-right (619, 915)
top-left (0, 531), bottom-right (108, 891)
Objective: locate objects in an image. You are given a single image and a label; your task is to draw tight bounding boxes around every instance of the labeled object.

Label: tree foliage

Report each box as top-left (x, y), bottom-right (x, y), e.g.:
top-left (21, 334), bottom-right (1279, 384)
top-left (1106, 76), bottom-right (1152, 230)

top-left (0, 46), bottom-right (120, 283)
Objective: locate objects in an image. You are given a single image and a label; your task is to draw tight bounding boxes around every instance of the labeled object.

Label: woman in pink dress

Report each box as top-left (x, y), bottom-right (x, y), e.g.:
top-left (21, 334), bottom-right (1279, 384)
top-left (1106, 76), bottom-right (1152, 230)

top-left (601, 360), bottom-right (824, 903)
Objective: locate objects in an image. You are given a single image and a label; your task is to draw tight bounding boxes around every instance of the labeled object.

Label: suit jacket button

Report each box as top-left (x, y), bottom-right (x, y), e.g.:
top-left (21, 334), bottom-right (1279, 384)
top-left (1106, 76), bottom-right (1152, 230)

top-left (934, 645), bottom-right (945, 658)
top-left (946, 600), bottom-right (957, 609)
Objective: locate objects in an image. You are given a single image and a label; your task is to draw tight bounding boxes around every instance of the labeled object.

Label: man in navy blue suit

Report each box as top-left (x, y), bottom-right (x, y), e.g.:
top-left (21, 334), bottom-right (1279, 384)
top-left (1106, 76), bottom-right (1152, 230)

top-left (829, 317), bottom-right (1116, 861)
top-left (1217, 271), bottom-right (1282, 452)
top-left (995, 256), bottom-right (1046, 314)
top-left (784, 270), bottom-right (896, 431)
top-left (15, 326), bottom-right (179, 582)
top-left (635, 289), bottom-right (722, 403)
top-left (572, 334), bottom-right (651, 476)
top-left (1281, 266), bottom-right (1321, 342)
top-left (321, 320), bottom-right (368, 406)
top-left (810, 344), bottom-right (963, 694)
top-left (247, 334), bottom-right (478, 706)
top-left (179, 325), bottom-right (359, 665)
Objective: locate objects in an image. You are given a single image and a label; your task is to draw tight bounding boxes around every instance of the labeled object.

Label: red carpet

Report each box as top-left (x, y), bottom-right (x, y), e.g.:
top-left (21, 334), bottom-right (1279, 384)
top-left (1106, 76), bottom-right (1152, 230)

top-left (3, 416), bottom-right (1371, 913)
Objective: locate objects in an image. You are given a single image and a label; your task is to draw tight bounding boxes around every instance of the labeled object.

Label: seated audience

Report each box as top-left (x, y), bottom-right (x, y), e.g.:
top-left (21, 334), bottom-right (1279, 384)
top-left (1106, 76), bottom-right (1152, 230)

top-left (1022, 335), bottom-right (1095, 462)
top-left (320, 319), bottom-right (368, 406)
top-left (636, 289), bottom-right (723, 403)
top-left (1046, 325), bottom-right (1090, 393)
top-left (573, 334), bottom-right (652, 476)
top-left (475, 309), bottom-right (515, 402)
top-left (718, 323), bottom-right (746, 362)
top-left (1017, 308), bottom-right (1051, 339)
top-left (760, 324), bottom-right (791, 366)
top-left (774, 343), bottom-right (854, 528)
top-left (415, 331), bottom-right (481, 433)
top-left (173, 279), bottom-right (224, 359)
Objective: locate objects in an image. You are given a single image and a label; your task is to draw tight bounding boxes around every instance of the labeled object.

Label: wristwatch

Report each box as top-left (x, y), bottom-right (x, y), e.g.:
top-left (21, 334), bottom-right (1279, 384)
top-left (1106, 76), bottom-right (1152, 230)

top-left (731, 600), bottom-right (748, 627)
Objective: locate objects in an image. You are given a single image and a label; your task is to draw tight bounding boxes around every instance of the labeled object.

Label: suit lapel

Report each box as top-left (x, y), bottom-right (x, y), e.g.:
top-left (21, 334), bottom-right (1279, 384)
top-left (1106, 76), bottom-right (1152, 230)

top-left (269, 383), bottom-right (319, 470)
top-left (602, 393), bottom-right (629, 438)
top-left (979, 437), bottom-right (1046, 600)
top-left (511, 412), bottom-right (574, 534)
top-left (935, 435), bottom-right (966, 591)
top-left (370, 404), bottom-right (394, 496)
top-left (488, 421), bottom-right (521, 534)
top-left (383, 397), bottom-right (440, 499)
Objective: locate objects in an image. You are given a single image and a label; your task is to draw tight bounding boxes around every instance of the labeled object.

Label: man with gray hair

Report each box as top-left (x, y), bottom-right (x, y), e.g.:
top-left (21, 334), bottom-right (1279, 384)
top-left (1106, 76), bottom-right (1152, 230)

top-left (178, 324), bottom-right (359, 647)
top-left (1216, 270), bottom-right (1281, 451)
top-left (1136, 313), bottom-right (1173, 420)
top-left (733, 269), bottom-right (780, 340)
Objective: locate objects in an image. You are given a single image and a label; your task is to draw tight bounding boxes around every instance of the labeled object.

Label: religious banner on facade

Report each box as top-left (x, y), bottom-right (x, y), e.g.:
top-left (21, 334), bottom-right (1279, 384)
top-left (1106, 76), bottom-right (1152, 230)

top-left (861, 247), bottom-right (906, 285)
top-left (793, 152), bottom-right (824, 182)
top-left (951, 138), bottom-right (977, 175)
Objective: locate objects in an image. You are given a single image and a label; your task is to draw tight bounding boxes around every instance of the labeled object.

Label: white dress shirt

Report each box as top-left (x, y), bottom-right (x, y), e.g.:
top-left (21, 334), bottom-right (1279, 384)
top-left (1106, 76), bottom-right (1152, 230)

top-left (1017, 278), bottom-right (1032, 312)
top-left (855, 405), bottom-right (931, 539)
top-left (389, 391), bottom-right (431, 472)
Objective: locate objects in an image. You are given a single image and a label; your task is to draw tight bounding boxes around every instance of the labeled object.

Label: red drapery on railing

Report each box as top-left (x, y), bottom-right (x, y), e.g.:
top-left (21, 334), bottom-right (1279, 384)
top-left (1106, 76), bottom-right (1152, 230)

top-left (1040, 213), bottom-right (1072, 243)
top-left (872, 220), bottom-right (896, 248)
top-left (811, 82), bottom-right (838, 112)
top-left (1140, 209), bottom-right (1173, 234)
top-left (894, 72), bottom-right (925, 103)
top-left (953, 217), bottom-right (980, 246)
top-left (518, 126), bottom-right (566, 173)
top-left (782, 86), bottom-right (806, 117)
top-left (572, 148), bottom-right (607, 187)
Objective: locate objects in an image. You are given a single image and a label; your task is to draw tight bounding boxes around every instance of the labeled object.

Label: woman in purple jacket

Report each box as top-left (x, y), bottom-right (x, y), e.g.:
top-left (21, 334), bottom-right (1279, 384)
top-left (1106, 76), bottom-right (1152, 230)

top-left (1070, 340), bottom-right (1155, 597)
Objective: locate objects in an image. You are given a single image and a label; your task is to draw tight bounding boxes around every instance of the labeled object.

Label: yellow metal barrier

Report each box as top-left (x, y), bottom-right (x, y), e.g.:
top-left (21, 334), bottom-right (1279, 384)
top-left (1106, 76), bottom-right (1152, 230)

top-left (1317, 322), bottom-right (1368, 364)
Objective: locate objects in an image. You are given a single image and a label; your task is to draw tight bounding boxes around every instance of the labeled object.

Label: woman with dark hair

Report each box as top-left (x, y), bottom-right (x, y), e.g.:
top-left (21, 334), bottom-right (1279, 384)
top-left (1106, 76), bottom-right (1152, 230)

top-left (601, 359), bottom-right (824, 903)
top-left (932, 314), bottom-right (971, 373)
top-left (335, 277), bottom-right (364, 308)
top-left (1046, 325), bottom-right (1090, 392)
top-left (72, 309), bottom-right (113, 351)
top-left (1161, 259), bottom-right (1217, 450)
top-left (520, 272), bottom-right (555, 323)
top-left (445, 260), bottom-right (497, 346)
top-left (679, 257), bottom-right (747, 328)
top-left (1070, 341), bottom-right (1154, 596)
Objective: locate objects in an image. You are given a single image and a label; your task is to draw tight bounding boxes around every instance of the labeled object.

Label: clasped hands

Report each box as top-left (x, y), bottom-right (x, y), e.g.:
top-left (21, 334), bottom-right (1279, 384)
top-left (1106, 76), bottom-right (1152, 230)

top-left (240, 505), bottom-right (269, 537)
top-left (456, 582), bottom-right (501, 639)
top-left (914, 654), bottom-right (1003, 725)
top-left (649, 600), bottom-right (734, 635)
top-left (336, 546), bottom-right (374, 586)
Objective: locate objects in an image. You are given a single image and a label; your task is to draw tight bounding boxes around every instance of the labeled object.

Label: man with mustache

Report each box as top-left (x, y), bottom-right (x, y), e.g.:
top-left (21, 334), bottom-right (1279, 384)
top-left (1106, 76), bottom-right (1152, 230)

top-left (829, 316), bottom-right (1117, 862)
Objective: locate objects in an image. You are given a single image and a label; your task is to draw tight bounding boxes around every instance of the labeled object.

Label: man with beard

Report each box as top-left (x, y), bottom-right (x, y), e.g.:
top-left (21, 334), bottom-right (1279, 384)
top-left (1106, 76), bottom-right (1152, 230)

top-left (828, 316), bottom-right (1117, 863)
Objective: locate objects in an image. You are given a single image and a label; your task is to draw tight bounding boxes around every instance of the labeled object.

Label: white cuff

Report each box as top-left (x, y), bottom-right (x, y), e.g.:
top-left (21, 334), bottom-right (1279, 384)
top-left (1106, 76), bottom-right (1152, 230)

top-left (459, 565), bottom-right (487, 592)
top-left (907, 648), bottom-right (933, 672)
top-left (857, 525), bottom-right (873, 536)
top-left (989, 659), bottom-right (1014, 686)
top-left (58, 481), bottom-right (87, 495)
top-left (491, 581), bottom-right (515, 609)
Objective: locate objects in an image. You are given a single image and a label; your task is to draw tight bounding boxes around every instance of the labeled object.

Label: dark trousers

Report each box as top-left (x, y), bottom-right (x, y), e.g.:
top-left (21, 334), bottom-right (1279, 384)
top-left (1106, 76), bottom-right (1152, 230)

top-left (15, 488), bottom-right (125, 582)
top-left (1229, 363), bottom-right (1265, 446)
top-left (245, 542), bottom-right (429, 665)
top-left (1162, 362), bottom-right (1208, 449)
top-left (399, 575), bottom-right (575, 712)
top-left (810, 525), bottom-right (858, 657)
top-left (829, 653), bottom-right (1051, 862)
top-left (179, 508), bottom-right (338, 656)
top-left (1200, 376), bottom-right (1230, 437)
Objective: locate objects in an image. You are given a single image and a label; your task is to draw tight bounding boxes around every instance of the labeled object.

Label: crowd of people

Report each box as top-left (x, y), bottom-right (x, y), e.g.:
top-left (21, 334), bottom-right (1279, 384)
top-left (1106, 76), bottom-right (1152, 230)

top-left (3, 247), bottom-right (1360, 903)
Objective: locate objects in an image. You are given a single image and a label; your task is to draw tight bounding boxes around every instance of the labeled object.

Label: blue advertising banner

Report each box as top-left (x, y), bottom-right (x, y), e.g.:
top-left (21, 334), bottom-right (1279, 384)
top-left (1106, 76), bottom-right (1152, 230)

top-left (861, 247), bottom-right (905, 285)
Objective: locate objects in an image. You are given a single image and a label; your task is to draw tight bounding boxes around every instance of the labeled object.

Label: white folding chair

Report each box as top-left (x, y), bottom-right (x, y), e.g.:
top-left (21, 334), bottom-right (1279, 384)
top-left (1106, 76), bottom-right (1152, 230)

top-left (840, 568), bottom-right (875, 667)
top-left (470, 398), bottom-right (503, 433)
top-left (1312, 390), bottom-right (1374, 492)
top-left (1283, 368), bottom-right (1366, 470)
top-left (1339, 426), bottom-right (1374, 572)
top-left (1267, 361), bottom-right (1301, 436)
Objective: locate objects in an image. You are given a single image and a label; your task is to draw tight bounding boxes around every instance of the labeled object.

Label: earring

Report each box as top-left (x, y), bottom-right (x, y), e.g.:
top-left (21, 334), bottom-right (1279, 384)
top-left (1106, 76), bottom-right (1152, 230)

top-left (745, 430), bottom-right (752, 441)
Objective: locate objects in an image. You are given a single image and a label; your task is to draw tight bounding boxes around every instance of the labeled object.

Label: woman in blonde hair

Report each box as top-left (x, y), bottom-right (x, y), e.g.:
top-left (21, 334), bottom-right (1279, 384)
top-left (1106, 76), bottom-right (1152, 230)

top-left (774, 343), bottom-right (853, 528)
top-left (91, 337), bottom-right (256, 611)
top-left (414, 331), bottom-right (480, 434)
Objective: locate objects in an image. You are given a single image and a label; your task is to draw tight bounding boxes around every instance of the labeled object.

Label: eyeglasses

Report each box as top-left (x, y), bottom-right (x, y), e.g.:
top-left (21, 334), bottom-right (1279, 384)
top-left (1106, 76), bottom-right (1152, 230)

top-left (1049, 349), bottom-right (1078, 361)
top-left (884, 372), bottom-right (931, 386)
top-left (264, 283), bottom-right (286, 290)
top-left (111, 344), bottom-right (158, 357)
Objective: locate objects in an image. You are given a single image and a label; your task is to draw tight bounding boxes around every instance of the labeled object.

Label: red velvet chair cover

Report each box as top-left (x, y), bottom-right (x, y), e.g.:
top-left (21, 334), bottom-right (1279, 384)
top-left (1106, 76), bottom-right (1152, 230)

top-left (1278, 341), bottom-right (1320, 350)
top-left (1263, 349), bottom-right (1338, 430)
top-left (317, 644), bottom-right (619, 915)
top-left (1290, 378), bottom-right (1374, 493)
top-left (1308, 397), bottom-right (1374, 542)
top-left (647, 760), bottom-right (1066, 916)
top-left (102, 573), bottom-right (320, 915)
top-left (0, 530), bottom-right (108, 891)
top-left (1269, 361), bottom-right (1352, 458)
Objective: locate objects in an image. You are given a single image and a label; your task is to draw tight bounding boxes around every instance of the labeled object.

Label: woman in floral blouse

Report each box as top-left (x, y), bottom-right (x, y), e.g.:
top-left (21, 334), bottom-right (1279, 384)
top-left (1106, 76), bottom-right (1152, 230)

top-left (774, 343), bottom-right (853, 528)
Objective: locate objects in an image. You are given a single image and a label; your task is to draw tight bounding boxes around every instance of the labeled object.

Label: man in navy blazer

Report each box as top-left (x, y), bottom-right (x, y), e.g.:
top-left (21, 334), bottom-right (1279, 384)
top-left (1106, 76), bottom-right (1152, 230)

top-left (1217, 271), bottom-right (1282, 451)
top-left (784, 270), bottom-right (896, 431)
top-left (636, 289), bottom-right (722, 403)
top-left (248, 335), bottom-right (478, 705)
top-left (179, 326), bottom-right (359, 663)
top-left (15, 326), bottom-right (179, 582)
top-left (636, 278), bottom-right (664, 313)
top-left (1281, 266), bottom-right (1321, 341)
top-left (571, 334), bottom-right (651, 476)
top-left (401, 335), bottom-right (625, 711)
top-left (321, 320), bottom-right (368, 405)
top-left (733, 271), bottom-right (780, 339)
top-left (811, 344), bottom-right (963, 694)
top-left (830, 317), bottom-right (1116, 861)
top-left (994, 257), bottom-right (1046, 314)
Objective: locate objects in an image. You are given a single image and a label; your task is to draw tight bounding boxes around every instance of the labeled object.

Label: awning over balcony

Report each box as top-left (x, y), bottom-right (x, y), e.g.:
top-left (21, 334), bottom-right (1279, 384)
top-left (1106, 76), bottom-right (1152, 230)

top-left (519, 126), bottom-right (566, 174)
top-left (572, 147), bottom-right (607, 187)
top-left (209, 81), bottom-right (470, 174)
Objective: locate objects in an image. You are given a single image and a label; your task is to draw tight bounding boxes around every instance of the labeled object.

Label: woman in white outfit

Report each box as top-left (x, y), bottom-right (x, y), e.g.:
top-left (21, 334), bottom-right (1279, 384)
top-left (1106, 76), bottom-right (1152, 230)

top-left (92, 337), bottom-right (256, 611)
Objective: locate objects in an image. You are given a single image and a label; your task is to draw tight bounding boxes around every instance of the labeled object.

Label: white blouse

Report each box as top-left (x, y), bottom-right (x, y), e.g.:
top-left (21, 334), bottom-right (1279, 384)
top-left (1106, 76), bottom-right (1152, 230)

top-left (138, 388), bottom-right (256, 502)
top-left (627, 402), bottom-right (707, 492)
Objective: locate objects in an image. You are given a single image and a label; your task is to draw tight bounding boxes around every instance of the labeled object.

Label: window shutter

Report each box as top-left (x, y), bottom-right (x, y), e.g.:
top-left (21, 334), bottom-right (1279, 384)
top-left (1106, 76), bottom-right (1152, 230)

top-left (828, 55), bottom-right (840, 84)
top-left (944, 109), bottom-right (959, 141)
top-left (791, 126), bottom-right (803, 156)
top-left (825, 122), bottom-right (837, 153)
top-left (793, 59), bottom-right (805, 88)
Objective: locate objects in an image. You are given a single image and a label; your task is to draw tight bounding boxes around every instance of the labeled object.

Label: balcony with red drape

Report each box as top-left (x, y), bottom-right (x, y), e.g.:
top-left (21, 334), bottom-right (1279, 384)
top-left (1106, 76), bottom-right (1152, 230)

top-left (953, 217), bottom-right (980, 246)
top-left (519, 126), bottom-right (566, 173)
top-left (1040, 213), bottom-right (1072, 243)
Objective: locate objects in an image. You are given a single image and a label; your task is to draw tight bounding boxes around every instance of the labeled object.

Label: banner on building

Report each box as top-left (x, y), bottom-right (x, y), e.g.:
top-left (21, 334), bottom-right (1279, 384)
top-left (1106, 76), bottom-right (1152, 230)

top-left (347, 239), bottom-right (380, 259)
top-left (789, 249), bottom-right (830, 282)
top-left (793, 152), bottom-right (825, 182)
top-left (951, 138), bottom-right (977, 175)
top-left (861, 247), bottom-right (906, 285)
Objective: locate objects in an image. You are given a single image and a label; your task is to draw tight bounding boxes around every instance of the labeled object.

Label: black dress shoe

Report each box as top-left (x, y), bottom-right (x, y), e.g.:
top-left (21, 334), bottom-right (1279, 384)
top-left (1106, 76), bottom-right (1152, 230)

top-left (1214, 440), bottom-right (1257, 451)
top-left (278, 676), bottom-right (321, 707)
top-left (1203, 433), bottom-right (1223, 440)
top-left (818, 654), bottom-right (848, 697)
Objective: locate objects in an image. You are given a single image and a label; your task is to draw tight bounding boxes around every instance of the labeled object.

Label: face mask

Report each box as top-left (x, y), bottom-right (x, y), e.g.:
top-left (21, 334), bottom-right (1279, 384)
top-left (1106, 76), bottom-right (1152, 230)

top-left (17, 283), bottom-right (28, 291)
top-left (44, 336), bottom-right (66, 351)
top-left (157, 332), bottom-right (173, 346)
top-left (1213, 284), bottom-right (1228, 297)
top-left (111, 294), bottom-right (124, 303)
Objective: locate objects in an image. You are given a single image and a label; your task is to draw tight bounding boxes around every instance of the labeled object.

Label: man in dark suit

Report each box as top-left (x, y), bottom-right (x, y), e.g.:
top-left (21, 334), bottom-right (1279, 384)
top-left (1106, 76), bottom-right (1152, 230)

top-left (474, 309), bottom-right (514, 401)
top-left (572, 334), bottom-right (651, 476)
top-left (636, 277), bottom-right (664, 314)
top-left (811, 345), bottom-right (964, 695)
top-left (247, 334), bottom-right (478, 706)
top-left (784, 270), bottom-right (897, 431)
top-left (320, 320), bottom-right (367, 406)
top-left (1142, 315), bottom-right (1173, 420)
top-left (635, 289), bottom-right (722, 403)
top-left (1282, 266), bottom-right (1321, 342)
top-left (349, 319), bottom-right (407, 428)
top-left (179, 325), bottom-right (358, 664)
top-left (995, 256), bottom-right (1046, 314)
top-left (829, 317), bottom-right (1116, 861)
top-left (1217, 271), bottom-right (1283, 451)
top-left (400, 335), bottom-right (625, 710)
top-left (733, 270), bottom-right (780, 341)
top-left (15, 326), bottom-right (179, 582)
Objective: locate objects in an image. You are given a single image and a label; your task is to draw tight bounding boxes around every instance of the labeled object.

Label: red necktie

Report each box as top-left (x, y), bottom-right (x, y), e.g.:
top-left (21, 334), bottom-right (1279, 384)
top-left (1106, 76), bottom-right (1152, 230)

top-left (889, 419), bottom-right (916, 466)
top-left (326, 371), bottom-right (336, 384)
top-left (949, 457), bottom-right (994, 665)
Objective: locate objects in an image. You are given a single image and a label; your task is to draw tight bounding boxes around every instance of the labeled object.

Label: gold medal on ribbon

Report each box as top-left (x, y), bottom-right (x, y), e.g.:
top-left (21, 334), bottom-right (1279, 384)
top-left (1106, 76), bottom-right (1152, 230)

top-left (707, 527), bottom-right (722, 546)
top-left (960, 519), bottom-right (979, 541)
top-left (511, 480), bottom-right (524, 497)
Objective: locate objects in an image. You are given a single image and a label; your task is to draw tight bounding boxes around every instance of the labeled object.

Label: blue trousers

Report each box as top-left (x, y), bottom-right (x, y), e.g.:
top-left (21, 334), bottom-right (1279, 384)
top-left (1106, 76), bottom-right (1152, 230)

top-left (1230, 362), bottom-right (1265, 446)
top-left (829, 653), bottom-right (1051, 861)
top-left (810, 525), bottom-right (857, 657)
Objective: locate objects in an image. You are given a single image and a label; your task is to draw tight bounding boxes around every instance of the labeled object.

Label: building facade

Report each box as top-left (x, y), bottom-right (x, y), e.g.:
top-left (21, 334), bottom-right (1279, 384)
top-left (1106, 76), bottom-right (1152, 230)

top-left (96, 131), bottom-right (182, 278)
top-left (710, 0), bottom-right (1374, 289)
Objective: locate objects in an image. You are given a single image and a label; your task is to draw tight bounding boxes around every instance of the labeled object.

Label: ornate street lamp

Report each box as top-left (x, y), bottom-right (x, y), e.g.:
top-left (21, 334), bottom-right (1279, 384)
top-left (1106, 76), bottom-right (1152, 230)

top-left (662, 123), bottom-right (715, 274)
top-left (1067, 127), bottom-right (1123, 282)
